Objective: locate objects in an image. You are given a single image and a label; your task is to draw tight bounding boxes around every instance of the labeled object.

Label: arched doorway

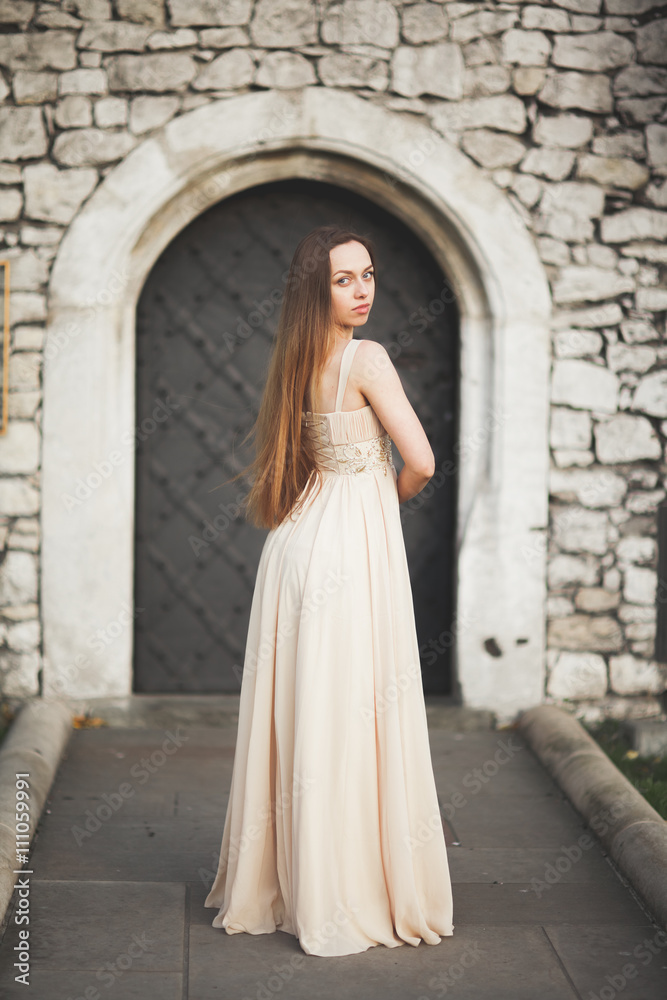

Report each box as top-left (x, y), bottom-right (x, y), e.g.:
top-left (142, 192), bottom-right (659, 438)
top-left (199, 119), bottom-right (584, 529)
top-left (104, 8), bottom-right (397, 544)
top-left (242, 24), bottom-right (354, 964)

top-left (133, 178), bottom-right (459, 695)
top-left (42, 87), bottom-right (551, 721)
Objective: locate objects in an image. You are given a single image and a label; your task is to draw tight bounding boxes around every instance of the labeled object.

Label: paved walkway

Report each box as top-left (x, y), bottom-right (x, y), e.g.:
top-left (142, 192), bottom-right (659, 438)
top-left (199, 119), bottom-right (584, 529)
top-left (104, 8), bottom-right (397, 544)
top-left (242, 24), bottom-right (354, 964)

top-left (0, 699), bottom-right (665, 999)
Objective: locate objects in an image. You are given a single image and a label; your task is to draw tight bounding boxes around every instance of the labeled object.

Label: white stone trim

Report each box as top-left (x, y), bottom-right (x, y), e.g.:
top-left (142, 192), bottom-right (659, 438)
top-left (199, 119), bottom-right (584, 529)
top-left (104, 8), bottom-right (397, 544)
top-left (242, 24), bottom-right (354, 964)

top-left (42, 87), bottom-right (551, 721)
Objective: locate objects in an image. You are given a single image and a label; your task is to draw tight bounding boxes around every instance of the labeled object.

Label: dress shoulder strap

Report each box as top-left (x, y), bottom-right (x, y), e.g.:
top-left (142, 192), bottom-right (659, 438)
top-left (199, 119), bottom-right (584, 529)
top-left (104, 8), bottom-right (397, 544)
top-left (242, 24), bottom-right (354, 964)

top-left (334, 339), bottom-right (362, 412)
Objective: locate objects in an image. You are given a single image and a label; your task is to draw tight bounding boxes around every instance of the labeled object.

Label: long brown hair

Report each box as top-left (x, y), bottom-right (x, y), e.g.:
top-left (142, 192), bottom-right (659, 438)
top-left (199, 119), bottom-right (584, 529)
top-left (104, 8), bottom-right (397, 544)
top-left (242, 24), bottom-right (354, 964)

top-left (217, 224), bottom-right (376, 529)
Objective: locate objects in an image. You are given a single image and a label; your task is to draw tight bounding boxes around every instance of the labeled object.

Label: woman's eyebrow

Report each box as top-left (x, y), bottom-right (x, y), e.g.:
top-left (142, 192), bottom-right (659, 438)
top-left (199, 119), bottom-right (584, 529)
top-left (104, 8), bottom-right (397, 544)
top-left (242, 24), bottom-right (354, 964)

top-left (332, 265), bottom-right (374, 276)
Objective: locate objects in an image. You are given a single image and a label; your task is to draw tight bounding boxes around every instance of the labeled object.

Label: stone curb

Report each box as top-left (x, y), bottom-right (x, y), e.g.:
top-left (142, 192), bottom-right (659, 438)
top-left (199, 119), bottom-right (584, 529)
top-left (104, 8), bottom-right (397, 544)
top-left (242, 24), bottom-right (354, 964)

top-left (0, 698), bottom-right (74, 927)
top-left (518, 704), bottom-right (667, 931)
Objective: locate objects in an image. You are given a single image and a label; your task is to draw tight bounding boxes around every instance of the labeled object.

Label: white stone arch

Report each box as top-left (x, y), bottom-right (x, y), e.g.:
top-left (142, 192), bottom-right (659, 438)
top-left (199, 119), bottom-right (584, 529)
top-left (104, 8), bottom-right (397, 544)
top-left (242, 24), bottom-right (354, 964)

top-left (42, 86), bottom-right (551, 722)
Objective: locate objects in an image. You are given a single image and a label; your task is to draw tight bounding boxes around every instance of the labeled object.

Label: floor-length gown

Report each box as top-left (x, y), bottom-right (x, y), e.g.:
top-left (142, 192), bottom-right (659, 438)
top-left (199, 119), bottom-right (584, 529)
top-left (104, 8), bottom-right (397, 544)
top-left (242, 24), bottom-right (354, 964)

top-left (204, 337), bottom-right (454, 957)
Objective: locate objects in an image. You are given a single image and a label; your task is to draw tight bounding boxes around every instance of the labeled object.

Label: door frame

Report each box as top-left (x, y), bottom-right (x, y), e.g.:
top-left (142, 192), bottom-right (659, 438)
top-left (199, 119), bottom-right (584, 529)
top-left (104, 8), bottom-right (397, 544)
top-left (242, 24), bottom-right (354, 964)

top-left (42, 87), bottom-right (551, 722)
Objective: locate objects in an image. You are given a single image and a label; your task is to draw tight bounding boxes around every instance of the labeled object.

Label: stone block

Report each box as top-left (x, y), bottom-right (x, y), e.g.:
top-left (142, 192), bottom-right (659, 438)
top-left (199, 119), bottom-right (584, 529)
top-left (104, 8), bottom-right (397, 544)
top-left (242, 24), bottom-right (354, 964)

top-left (511, 172), bottom-right (542, 207)
top-left (522, 5), bottom-right (571, 31)
top-left (602, 207), bottom-right (667, 243)
top-left (646, 124), bottom-right (667, 173)
top-left (8, 349), bottom-right (40, 389)
top-left (574, 588), bottom-right (620, 612)
top-left (636, 18), bottom-right (667, 64)
top-left (0, 418), bottom-right (39, 474)
top-left (0, 188), bottom-right (21, 221)
top-left (547, 651), bottom-right (608, 698)
top-left (23, 163), bottom-right (97, 224)
top-left (533, 113), bottom-right (592, 148)
top-left (0, 32), bottom-right (76, 71)
top-left (552, 31), bottom-right (633, 71)
top-left (539, 70), bottom-right (613, 113)
top-left (617, 535), bottom-right (656, 565)
top-left (0, 106), bottom-right (47, 160)
top-left (547, 615), bottom-right (622, 652)
top-left (520, 146), bottom-right (575, 180)
top-left (59, 68), bottom-right (107, 95)
top-left (512, 66), bottom-right (546, 94)
top-left (6, 619), bottom-right (39, 653)
top-left (54, 95), bottom-right (93, 128)
top-left (129, 95), bottom-right (180, 134)
top-left (607, 342), bottom-right (656, 373)
top-left (170, 0), bottom-right (251, 27)
top-left (576, 154), bottom-right (649, 190)
top-left (0, 550), bottom-right (37, 604)
top-left (53, 128), bottom-right (138, 167)
top-left (256, 50), bottom-right (316, 88)
top-left (391, 43), bottom-right (464, 99)
top-left (317, 53), bottom-right (387, 91)
top-left (550, 407), bottom-right (592, 449)
top-left (502, 29), bottom-right (550, 66)
top-left (549, 466), bottom-right (626, 507)
top-left (117, 0), bottom-right (166, 26)
top-left (0, 0), bottom-right (35, 28)
top-left (107, 53), bottom-right (197, 91)
top-left (322, 0), bottom-right (398, 48)
top-left (3, 248), bottom-right (49, 289)
top-left (198, 27), bottom-right (248, 47)
top-left (552, 265), bottom-right (634, 304)
top-left (555, 0), bottom-right (602, 13)
top-left (36, 9), bottom-right (82, 28)
top-left (0, 479), bottom-right (38, 516)
top-left (622, 566), bottom-right (656, 606)
top-left (593, 133), bottom-right (645, 158)
top-left (78, 21), bottom-right (154, 51)
top-left (67, 0), bottom-right (111, 17)
top-left (94, 96), bottom-right (128, 127)
top-left (401, 2), bottom-right (448, 44)
top-left (594, 413), bottom-right (661, 462)
top-left (614, 65), bottom-right (667, 97)
top-left (555, 322), bottom-right (602, 353)
top-left (617, 95), bottom-right (667, 125)
top-left (431, 93), bottom-right (526, 133)
top-left (192, 48), bottom-right (254, 89)
top-left (450, 9), bottom-right (517, 43)
top-left (631, 371), bottom-right (667, 417)
top-left (551, 358), bottom-right (618, 412)
top-left (548, 553), bottom-right (600, 588)
top-left (147, 28), bottom-right (198, 49)
top-left (12, 69), bottom-right (58, 104)
top-left (461, 129), bottom-right (525, 168)
top-left (636, 287), bottom-right (667, 311)
top-left (622, 717), bottom-right (667, 756)
top-left (463, 64), bottom-right (510, 97)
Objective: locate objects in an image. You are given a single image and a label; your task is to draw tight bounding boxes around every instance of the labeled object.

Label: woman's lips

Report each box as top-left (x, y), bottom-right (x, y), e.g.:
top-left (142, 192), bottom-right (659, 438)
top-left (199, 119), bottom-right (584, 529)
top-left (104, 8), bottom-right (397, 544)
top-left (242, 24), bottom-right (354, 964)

top-left (353, 304), bottom-right (370, 312)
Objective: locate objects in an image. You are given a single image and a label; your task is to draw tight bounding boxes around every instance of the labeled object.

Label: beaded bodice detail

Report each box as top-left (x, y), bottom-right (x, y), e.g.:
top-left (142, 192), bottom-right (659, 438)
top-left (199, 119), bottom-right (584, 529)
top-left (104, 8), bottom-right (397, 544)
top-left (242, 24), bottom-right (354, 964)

top-left (301, 340), bottom-right (395, 478)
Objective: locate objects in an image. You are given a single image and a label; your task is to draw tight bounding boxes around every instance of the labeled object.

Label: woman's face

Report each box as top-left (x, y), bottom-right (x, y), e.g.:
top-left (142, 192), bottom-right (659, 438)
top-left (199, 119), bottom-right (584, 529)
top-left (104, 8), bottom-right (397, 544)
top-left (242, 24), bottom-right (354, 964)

top-left (329, 241), bottom-right (375, 332)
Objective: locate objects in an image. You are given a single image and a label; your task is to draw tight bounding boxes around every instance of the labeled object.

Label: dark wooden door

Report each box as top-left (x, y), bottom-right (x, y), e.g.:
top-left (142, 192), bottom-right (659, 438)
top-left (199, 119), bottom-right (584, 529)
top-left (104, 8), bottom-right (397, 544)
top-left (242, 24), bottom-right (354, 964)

top-left (133, 178), bottom-right (458, 694)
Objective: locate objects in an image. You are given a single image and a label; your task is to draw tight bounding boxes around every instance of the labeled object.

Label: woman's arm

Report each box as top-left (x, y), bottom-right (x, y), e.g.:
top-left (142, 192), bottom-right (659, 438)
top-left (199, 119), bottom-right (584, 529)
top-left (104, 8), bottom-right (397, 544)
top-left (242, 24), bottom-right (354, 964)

top-left (351, 340), bottom-right (435, 504)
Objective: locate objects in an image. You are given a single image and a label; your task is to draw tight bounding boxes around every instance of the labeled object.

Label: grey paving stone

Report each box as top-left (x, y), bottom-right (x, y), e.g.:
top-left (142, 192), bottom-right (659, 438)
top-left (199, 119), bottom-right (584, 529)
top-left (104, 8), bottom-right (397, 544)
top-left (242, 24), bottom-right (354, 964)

top-left (447, 845), bottom-right (614, 883)
top-left (453, 881), bottom-right (648, 925)
top-left (190, 922), bottom-right (579, 999)
top-left (544, 923), bottom-right (667, 1000)
top-left (0, 881), bottom-right (184, 984)
top-left (437, 790), bottom-right (586, 848)
top-left (0, 971), bottom-right (182, 1000)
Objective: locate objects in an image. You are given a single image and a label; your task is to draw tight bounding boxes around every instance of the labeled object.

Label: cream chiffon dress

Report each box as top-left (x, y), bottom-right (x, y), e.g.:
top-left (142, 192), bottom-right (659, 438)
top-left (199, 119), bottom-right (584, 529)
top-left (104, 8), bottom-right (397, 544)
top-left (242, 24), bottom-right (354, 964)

top-left (204, 337), bottom-right (454, 957)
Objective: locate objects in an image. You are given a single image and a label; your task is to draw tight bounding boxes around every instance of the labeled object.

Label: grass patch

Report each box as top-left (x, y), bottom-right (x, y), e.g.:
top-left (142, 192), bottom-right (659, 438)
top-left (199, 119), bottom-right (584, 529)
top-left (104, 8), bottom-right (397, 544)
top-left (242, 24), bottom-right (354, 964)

top-left (584, 718), bottom-right (667, 821)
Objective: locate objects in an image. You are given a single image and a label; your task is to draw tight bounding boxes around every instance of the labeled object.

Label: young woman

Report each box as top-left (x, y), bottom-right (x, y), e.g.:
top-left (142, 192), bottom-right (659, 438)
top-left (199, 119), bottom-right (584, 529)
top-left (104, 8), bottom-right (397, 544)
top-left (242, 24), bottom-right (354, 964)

top-left (204, 224), bottom-right (454, 957)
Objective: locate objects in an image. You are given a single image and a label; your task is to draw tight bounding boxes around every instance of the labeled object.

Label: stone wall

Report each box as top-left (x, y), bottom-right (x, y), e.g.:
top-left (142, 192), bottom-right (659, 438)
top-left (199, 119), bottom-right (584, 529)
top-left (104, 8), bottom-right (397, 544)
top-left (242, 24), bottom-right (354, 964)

top-left (0, 0), bottom-right (666, 720)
